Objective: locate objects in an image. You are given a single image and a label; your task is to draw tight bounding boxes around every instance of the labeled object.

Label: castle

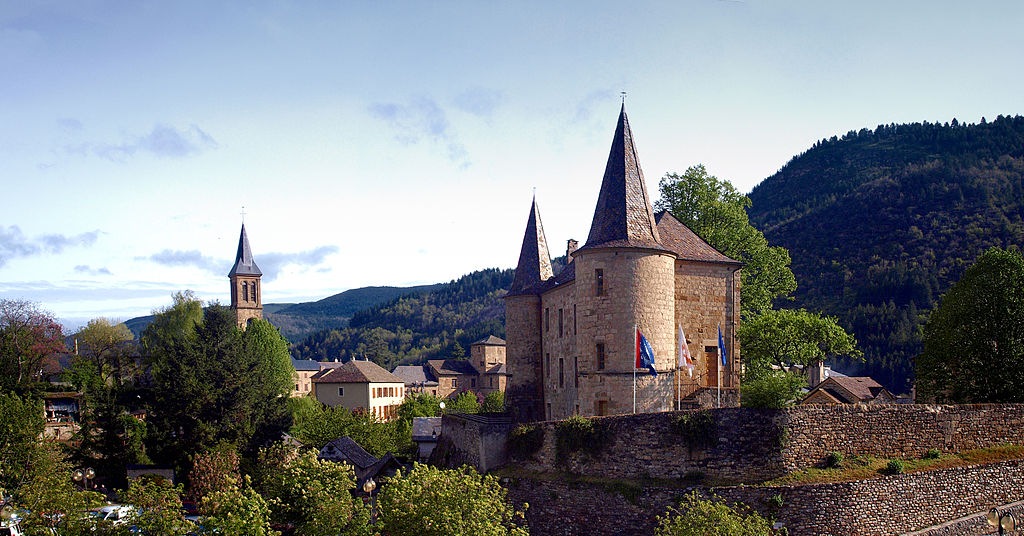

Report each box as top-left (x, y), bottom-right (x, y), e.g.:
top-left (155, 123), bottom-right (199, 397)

top-left (228, 223), bottom-right (263, 328)
top-left (505, 106), bottom-right (743, 421)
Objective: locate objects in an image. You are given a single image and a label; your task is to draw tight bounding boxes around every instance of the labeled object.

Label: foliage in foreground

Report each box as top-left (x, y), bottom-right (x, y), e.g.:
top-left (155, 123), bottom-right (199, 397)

top-left (655, 491), bottom-right (776, 536)
top-left (378, 463), bottom-right (528, 536)
top-left (740, 371), bottom-right (807, 409)
top-left (916, 246), bottom-right (1024, 402)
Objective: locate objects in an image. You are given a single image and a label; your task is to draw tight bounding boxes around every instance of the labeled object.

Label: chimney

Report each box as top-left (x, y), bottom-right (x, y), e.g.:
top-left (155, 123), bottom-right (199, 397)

top-left (566, 239), bottom-right (579, 262)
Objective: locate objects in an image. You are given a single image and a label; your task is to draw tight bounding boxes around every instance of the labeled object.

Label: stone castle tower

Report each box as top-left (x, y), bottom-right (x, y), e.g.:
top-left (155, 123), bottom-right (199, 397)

top-left (505, 106), bottom-right (743, 422)
top-left (228, 224), bottom-right (263, 328)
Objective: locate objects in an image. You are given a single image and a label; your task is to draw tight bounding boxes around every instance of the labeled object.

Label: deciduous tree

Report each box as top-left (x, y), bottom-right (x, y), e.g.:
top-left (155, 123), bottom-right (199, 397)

top-left (916, 247), bottom-right (1024, 402)
top-left (738, 308), bottom-right (861, 380)
top-left (0, 299), bottom-right (65, 393)
top-left (655, 491), bottom-right (774, 536)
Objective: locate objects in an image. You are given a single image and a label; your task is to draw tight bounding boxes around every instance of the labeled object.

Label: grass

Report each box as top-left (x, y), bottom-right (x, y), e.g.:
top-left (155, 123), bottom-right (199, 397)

top-left (760, 444), bottom-right (1024, 487)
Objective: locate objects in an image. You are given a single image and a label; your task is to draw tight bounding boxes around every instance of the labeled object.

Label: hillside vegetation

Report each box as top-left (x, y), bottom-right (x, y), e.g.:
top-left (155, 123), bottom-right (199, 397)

top-left (291, 267), bottom-right (515, 369)
top-left (748, 115), bottom-right (1024, 392)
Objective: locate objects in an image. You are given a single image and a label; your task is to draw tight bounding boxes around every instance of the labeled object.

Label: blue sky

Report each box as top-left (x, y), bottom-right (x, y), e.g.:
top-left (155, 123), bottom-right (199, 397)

top-left (2, 1), bottom-right (1022, 329)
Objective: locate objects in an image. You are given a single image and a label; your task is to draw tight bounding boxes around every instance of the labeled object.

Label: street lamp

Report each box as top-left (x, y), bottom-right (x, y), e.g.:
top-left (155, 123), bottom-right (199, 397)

top-left (988, 508), bottom-right (1016, 535)
top-left (73, 467), bottom-right (96, 490)
top-left (362, 477), bottom-right (377, 523)
top-left (439, 401), bottom-right (445, 414)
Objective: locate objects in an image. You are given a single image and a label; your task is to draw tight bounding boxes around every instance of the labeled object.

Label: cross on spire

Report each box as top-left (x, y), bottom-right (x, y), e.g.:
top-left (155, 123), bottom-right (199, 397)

top-left (240, 206), bottom-right (246, 223)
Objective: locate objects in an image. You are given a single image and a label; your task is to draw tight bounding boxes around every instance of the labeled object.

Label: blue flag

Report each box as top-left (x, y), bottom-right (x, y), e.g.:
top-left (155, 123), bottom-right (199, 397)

top-left (635, 327), bottom-right (658, 377)
top-left (718, 324), bottom-right (727, 368)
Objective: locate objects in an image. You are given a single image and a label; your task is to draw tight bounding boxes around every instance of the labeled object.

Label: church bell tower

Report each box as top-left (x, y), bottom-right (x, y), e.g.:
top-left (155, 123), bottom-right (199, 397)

top-left (229, 223), bottom-right (263, 328)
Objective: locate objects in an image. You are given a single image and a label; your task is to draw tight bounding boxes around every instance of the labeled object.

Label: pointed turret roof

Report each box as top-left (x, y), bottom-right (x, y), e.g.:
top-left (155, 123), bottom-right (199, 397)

top-left (508, 197), bottom-right (553, 295)
top-left (579, 105), bottom-right (666, 252)
top-left (228, 224), bottom-right (262, 276)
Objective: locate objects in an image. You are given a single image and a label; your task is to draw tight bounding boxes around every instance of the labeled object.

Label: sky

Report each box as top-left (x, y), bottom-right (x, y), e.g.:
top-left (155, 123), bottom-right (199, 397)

top-left (2, 1), bottom-right (1023, 330)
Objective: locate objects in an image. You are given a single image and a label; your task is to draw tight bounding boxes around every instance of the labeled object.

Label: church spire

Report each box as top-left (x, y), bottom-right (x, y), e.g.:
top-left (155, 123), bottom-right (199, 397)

top-left (508, 196), bottom-right (554, 295)
top-left (581, 105), bottom-right (663, 251)
top-left (228, 224), bottom-right (262, 277)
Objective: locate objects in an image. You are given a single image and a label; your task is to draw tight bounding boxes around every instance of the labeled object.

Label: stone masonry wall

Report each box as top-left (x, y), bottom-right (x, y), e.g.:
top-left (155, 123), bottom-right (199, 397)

top-left (430, 413), bottom-right (513, 472)
top-left (505, 294), bottom-right (544, 422)
top-left (505, 404), bottom-right (1024, 482)
top-left (674, 260), bottom-right (741, 389)
top-left (505, 459), bottom-right (1024, 536)
top-left (541, 282), bottom-right (578, 420)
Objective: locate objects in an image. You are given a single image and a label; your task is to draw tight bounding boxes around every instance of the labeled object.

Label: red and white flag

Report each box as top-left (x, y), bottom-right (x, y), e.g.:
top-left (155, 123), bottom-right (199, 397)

top-left (678, 324), bottom-right (694, 377)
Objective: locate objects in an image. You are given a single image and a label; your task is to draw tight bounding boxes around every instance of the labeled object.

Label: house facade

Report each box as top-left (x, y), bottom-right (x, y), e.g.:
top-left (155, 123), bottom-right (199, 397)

top-left (391, 335), bottom-right (509, 399)
top-left (312, 360), bottom-right (406, 421)
top-left (505, 106), bottom-right (743, 422)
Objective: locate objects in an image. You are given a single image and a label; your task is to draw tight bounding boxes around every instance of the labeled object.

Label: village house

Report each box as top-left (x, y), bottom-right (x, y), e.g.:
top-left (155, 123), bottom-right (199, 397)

top-left (312, 360), bottom-right (405, 420)
top-left (801, 376), bottom-right (897, 405)
top-left (391, 335), bottom-right (509, 399)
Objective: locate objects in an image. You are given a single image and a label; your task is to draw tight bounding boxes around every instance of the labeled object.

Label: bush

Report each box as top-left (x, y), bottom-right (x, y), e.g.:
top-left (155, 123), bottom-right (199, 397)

top-left (655, 491), bottom-right (776, 536)
top-left (767, 493), bottom-right (784, 508)
top-left (885, 459), bottom-right (905, 475)
top-left (825, 451), bottom-right (844, 468)
top-left (507, 424), bottom-right (544, 460)
top-left (740, 371), bottom-right (807, 409)
top-left (482, 391), bottom-right (506, 414)
top-left (923, 448), bottom-right (941, 459)
top-left (555, 415), bottom-right (609, 465)
top-left (672, 411), bottom-right (716, 448)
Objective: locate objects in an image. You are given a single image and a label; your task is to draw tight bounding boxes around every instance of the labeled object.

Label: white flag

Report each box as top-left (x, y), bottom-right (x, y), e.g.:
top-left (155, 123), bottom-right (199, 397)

top-left (678, 324), bottom-right (694, 377)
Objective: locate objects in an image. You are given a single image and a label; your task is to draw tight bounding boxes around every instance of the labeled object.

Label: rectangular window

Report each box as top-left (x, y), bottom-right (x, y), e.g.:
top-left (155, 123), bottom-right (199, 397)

top-left (338, 387), bottom-right (344, 397)
top-left (546, 353), bottom-right (550, 376)
top-left (452, 378), bottom-right (457, 387)
top-left (595, 269), bottom-right (605, 296)
top-left (471, 378), bottom-right (476, 387)
top-left (558, 309), bottom-right (563, 337)
top-left (547, 403), bottom-right (551, 420)
top-left (545, 308), bottom-right (550, 332)
top-left (558, 358), bottom-right (564, 388)
top-left (573, 304), bottom-right (577, 334)
top-left (574, 357), bottom-right (579, 389)
top-left (596, 343), bottom-right (605, 370)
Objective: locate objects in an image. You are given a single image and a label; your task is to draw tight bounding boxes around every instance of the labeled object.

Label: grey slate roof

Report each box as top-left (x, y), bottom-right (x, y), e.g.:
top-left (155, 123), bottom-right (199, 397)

top-left (508, 197), bottom-right (554, 296)
top-left (472, 335), bottom-right (506, 346)
top-left (228, 224), bottom-right (262, 276)
top-left (579, 105), bottom-right (667, 253)
top-left (411, 417), bottom-right (442, 441)
top-left (292, 358), bottom-right (321, 371)
top-left (392, 365), bottom-right (439, 386)
top-left (312, 360), bottom-right (405, 384)
top-left (319, 436), bottom-right (378, 470)
top-left (427, 359), bottom-right (479, 376)
top-left (653, 211), bottom-right (741, 265)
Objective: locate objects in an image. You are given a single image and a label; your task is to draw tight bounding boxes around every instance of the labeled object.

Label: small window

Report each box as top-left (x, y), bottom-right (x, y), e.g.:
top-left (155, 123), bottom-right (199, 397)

top-left (545, 308), bottom-right (550, 332)
top-left (294, 383), bottom-right (299, 391)
top-left (338, 387), bottom-right (344, 397)
top-left (558, 309), bottom-right (563, 337)
top-left (573, 304), bottom-right (577, 334)
top-left (471, 378), bottom-right (476, 387)
top-left (452, 378), bottom-right (457, 387)
top-left (546, 353), bottom-right (550, 376)
top-left (242, 281), bottom-right (249, 301)
top-left (596, 343), bottom-right (606, 370)
top-left (595, 269), bottom-right (605, 296)
top-left (558, 358), bottom-right (564, 388)
top-left (252, 282), bottom-right (257, 302)
top-left (574, 357), bottom-right (579, 389)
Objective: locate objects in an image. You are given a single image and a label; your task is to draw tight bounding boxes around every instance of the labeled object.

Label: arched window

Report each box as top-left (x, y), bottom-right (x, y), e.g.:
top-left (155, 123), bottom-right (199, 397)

top-left (252, 282), bottom-right (257, 303)
top-left (242, 282), bottom-right (248, 302)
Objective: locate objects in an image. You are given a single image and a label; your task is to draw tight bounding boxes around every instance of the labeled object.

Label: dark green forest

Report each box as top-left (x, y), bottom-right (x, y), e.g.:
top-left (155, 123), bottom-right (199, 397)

top-left (291, 267), bottom-right (515, 369)
top-left (749, 115), bottom-right (1024, 393)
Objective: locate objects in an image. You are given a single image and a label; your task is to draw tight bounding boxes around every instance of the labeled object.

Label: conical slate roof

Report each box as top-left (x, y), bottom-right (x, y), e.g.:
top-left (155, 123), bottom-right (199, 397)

top-left (228, 224), bottom-right (262, 276)
top-left (508, 197), bottom-right (553, 296)
top-left (580, 105), bottom-right (666, 252)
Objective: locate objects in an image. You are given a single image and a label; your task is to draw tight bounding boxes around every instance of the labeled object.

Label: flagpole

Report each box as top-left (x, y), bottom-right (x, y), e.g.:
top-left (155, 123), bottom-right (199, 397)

top-left (633, 324), bottom-right (637, 414)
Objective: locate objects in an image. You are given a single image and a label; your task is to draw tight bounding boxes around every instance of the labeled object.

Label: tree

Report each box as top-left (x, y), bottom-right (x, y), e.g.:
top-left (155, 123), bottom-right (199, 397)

top-left (916, 247), bottom-right (1024, 402)
top-left (201, 476), bottom-right (276, 536)
top-left (141, 293), bottom-right (293, 470)
top-left (259, 449), bottom-right (371, 536)
top-left (738, 308), bottom-right (862, 380)
top-left (122, 477), bottom-right (196, 535)
top-left (0, 299), bottom-right (65, 393)
top-left (189, 443), bottom-right (240, 507)
top-left (481, 390), bottom-right (505, 413)
top-left (447, 391), bottom-right (481, 414)
top-left (740, 371), bottom-right (807, 409)
top-left (290, 397), bottom-right (403, 457)
top-left (377, 463), bottom-right (528, 536)
top-left (656, 165), bottom-right (796, 315)
top-left (655, 492), bottom-right (774, 536)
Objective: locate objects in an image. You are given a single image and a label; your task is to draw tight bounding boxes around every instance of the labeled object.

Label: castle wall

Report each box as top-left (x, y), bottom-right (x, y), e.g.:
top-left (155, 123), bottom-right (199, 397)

top-left (673, 260), bottom-right (741, 391)
top-left (504, 459), bottom-right (1024, 536)
top-left (574, 248), bottom-right (676, 416)
top-left (540, 282), bottom-right (578, 419)
top-left (505, 294), bottom-right (544, 422)
top-left (504, 404), bottom-right (1024, 483)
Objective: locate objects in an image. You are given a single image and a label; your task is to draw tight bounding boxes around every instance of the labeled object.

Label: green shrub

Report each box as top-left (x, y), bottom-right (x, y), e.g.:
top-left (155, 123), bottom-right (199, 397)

top-left (767, 493), bottom-right (784, 508)
top-left (825, 451), bottom-right (844, 468)
top-left (655, 491), bottom-right (777, 536)
top-left (923, 448), bottom-right (941, 459)
top-left (740, 370), bottom-right (807, 409)
top-left (771, 424), bottom-right (789, 449)
top-left (672, 411), bottom-right (717, 448)
top-left (885, 459), bottom-right (905, 475)
top-left (507, 424), bottom-right (545, 460)
top-left (555, 415), bottom-right (609, 465)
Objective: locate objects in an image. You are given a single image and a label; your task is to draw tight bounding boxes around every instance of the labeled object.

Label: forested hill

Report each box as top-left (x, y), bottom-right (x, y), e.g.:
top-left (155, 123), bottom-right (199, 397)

top-left (748, 115), bottom-right (1024, 392)
top-left (291, 267), bottom-right (516, 369)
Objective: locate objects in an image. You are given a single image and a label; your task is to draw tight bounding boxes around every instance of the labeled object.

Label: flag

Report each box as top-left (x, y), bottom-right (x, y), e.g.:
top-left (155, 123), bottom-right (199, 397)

top-left (635, 327), bottom-right (658, 377)
top-left (678, 324), bottom-right (694, 377)
top-left (717, 324), bottom-right (727, 368)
